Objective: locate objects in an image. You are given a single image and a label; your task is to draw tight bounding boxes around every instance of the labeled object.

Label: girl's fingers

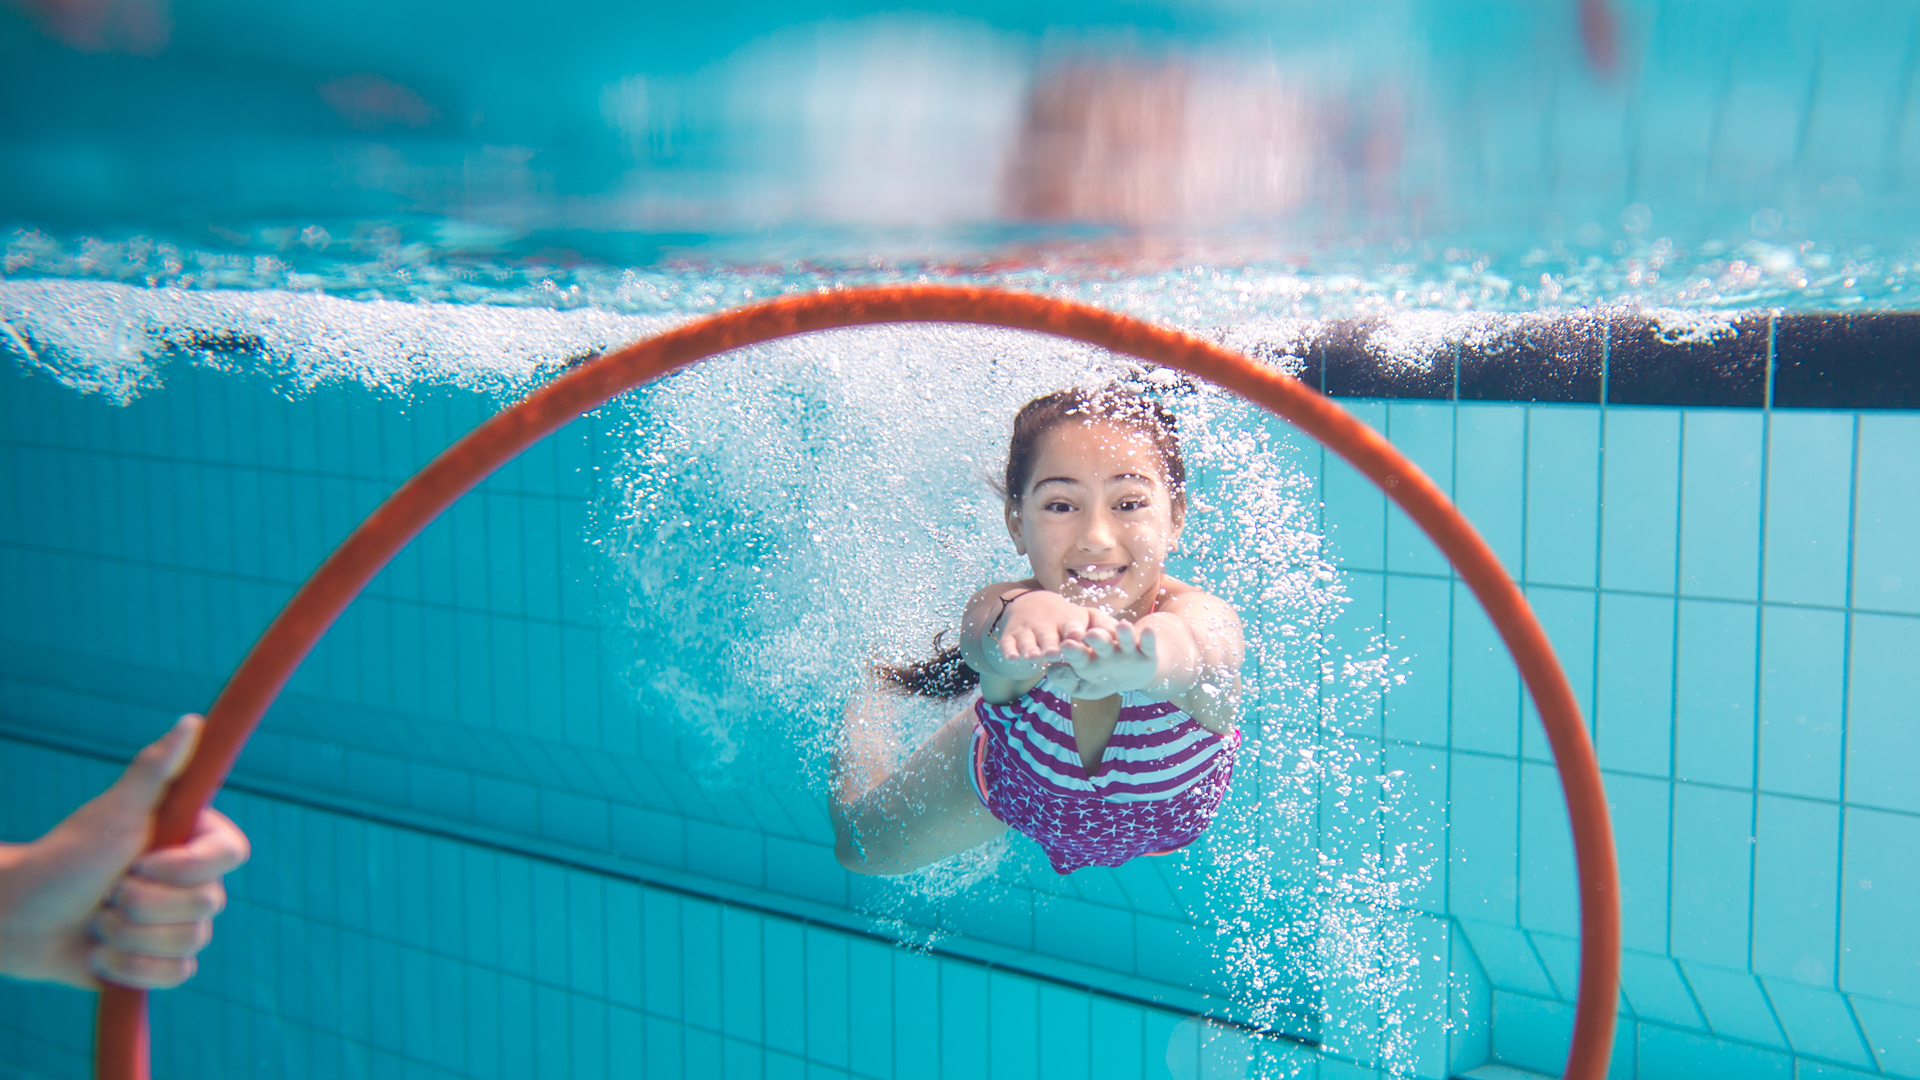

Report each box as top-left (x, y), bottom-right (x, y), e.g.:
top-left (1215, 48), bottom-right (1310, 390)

top-left (109, 876), bottom-right (226, 924)
top-left (1007, 628), bottom-right (1032, 659)
top-left (90, 948), bottom-right (197, 991)
top-left (1116, 621), bottom-right (1137, 653)
top-left (1007, 629), bottom-right (1034, 659)
top-left (91, 907), bottom-right (212, 958)
top-left (1035, 628), bottom-right (1061, 657)
top-left (1139, 626), bottom-right (1158, 658)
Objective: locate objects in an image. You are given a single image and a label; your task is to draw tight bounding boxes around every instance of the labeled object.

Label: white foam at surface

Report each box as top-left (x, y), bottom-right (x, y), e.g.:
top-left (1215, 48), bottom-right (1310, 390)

top-left (1646, 306), bottom-right (1744, 345)
top-left (0, 279), bottom-right (681, 404)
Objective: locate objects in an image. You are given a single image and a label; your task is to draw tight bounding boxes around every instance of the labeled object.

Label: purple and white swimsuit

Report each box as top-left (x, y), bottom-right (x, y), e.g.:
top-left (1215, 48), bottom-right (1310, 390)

top-left (970, 672), bottom-right (1240, 874)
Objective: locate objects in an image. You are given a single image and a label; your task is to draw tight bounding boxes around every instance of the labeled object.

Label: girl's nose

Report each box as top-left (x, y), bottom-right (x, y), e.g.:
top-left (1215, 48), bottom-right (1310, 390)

top-left (1079, 508), bottom-right (1116, 550)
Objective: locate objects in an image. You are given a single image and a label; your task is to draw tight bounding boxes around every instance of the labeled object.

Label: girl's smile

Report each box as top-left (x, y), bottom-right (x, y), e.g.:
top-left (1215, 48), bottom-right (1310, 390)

top-left (1007, 419), bottom-right (1184, 620)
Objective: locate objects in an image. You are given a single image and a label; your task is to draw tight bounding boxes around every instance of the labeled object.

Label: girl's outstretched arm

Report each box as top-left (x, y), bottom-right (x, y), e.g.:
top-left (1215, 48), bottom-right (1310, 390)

top-left (830, 694), bottom-right (1006, 875)
top-left (1059, 591), bottom-right (1245, 733)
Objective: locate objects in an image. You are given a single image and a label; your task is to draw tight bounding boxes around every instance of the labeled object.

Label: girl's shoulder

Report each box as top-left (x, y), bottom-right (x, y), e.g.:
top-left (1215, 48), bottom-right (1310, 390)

top-left (1156, 576), bottom-right (1238, 617)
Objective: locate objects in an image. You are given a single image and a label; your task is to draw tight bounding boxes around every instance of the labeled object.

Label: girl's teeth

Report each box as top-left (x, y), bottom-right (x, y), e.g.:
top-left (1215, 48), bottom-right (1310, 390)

top-left (1077, 567), bottom-right (1119, 582)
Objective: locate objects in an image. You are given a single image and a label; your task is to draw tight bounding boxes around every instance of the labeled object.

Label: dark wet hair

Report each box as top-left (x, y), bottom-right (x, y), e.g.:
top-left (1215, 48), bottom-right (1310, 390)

top-left (873, 382), bottom-right (1185, 698)
top-left (997, 383), bottom-right (1187, 507)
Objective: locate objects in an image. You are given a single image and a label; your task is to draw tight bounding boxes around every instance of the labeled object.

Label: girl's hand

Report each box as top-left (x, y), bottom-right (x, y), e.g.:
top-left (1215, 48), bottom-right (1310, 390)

top-left (1057, 621), bottom-right (1158, 700)
top-left (994, 590), bottom-right (1117, 666)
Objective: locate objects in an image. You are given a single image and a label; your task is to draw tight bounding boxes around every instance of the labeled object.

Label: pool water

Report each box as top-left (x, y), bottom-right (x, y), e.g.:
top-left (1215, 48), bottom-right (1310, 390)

top-left (2, 223), bottom-right (1918, 1080)
top-left (6, 0), bottom-right (1920, 1074)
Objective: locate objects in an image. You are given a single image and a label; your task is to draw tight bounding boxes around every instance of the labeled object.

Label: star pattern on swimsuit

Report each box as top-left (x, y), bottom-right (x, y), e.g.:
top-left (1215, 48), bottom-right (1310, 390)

top-left (975, 695), bottom-right (1240, 875)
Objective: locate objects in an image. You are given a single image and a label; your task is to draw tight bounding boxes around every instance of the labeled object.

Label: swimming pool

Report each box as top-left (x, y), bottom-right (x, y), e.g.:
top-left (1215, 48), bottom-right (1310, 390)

top-left (5, 265), bottom-right (1918, 1080)
top-left (5, 2), bottom-right (1920, 1078)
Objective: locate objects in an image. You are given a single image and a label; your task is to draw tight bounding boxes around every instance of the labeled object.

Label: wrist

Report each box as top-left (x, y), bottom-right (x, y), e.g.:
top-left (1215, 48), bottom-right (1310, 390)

top-left (986, 588), bottom-right (1043, 640)
top-left (980, 589), bottom-right (1047, 670)
top-left (0, 842), bottom-right (23, 978)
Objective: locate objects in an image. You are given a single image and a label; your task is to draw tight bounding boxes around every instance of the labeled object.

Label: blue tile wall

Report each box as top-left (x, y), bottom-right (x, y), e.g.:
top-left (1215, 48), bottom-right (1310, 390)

top-left (1845, 613), bottom-right (1920, 815)
top-left (1519, 587), bottom-right (1594, 763)
top-left (1851, 414), bottom-right (1920, 616)
top-left (1594, 593), bottom-right (1675, 778)
top-left (7, 353), bottom-right (1920, 1080)
top-left (1616, 951), bottom-right (1703, 1030)
top-left (1634, 1023), bottom-right (1791, 1080)
top-left (1523, 407), bottom-right (1601, 589)
top-left (1839, 807), bottom-right (1920, 1008)
top-left (1757, 607), bottom-right (1847, 801)
top-left (1383, 402), bottom-right (1454, 578)
top-left (1750, 794), bottom-right (1840, 985)
top-left (1854, 996), bottom-right (1920, 1077)
top-left (1453, 404), bottom-right (1526, 580)
top-left (1322, 401), bottom-right (1388, 573)
top-left (1761, 978), bottom-right (1874, 1069)
top-left (1667, 783), bottom-right (1752, 970)
top-left (1677, 412), bottom-right (1763, 602)
top-left (1598, 408), bottom-right (1680, 595)
top-left (1518, 760), bottom-right (1578, 938)
top-left (1761, 413), bottom-right (1856, 608)
top-left (1, 744), bottom-right (1352, 1080)
top-left (1451, 580), bottom-right (1522, 757)
top-left (1382, 575), bottom-right (1450, 748)
top-left (1679, 962), bottom-right (1789, 1049)
top-left (1672, 599), bottom-right (1758, 788)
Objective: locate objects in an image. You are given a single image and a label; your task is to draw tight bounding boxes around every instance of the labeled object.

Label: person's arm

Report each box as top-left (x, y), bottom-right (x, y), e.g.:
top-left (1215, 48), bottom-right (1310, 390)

top-left (1058, 591), bottom-right (1245, 733)
top-left (0, 715), bottom-right (250, 989)
top-left (957, 581), bottom-right (1116, 703)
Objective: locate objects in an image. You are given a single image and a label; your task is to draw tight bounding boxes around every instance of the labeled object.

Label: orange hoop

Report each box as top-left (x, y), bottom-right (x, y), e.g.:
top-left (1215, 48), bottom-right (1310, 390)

top-left (96, 286), bottom-right (1619, 1079)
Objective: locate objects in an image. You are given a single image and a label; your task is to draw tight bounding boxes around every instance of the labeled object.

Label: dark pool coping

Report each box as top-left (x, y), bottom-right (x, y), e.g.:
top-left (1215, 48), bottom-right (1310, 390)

top-left (1248, 312), bottom-right (1920, 410)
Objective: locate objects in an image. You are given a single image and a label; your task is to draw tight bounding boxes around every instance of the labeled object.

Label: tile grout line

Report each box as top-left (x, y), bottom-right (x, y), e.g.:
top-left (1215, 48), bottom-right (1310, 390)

top-left (377, 392), bottom-right (402, 754)
top-left (1332, 561), bottom-right (1920, 619)
top-left (1445, 340), bottom-right (1460, 1021)
top-left (1832, 410), bottom-right (1863, 1049)
top-left (1746, 316), bottom-right (1776, 977)
top-left (0, 435), bottom-right (581, 501)
top-left (1380, 400), bottom-right (1394, 875)
top-left (1515, 400), bottom-right (1531, 930)
top-left (1592, 325), bottom-right (1610, 756)
top-left (1751, 970), bottom-right (1796, 1055)
top-left (0, 542), bottom-right (604, 630)
top-left (1665, 405), bottom-right (1687, 961)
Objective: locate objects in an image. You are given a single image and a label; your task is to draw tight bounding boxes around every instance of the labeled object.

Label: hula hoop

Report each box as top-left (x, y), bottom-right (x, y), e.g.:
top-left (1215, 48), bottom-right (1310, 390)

top-left (94, 285), bottom-right (1619, 1079)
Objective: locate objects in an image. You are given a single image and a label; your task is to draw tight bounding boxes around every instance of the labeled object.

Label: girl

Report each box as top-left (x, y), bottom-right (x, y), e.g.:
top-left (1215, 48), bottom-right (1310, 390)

top-left (832, 384), bottom-right (1246, 876)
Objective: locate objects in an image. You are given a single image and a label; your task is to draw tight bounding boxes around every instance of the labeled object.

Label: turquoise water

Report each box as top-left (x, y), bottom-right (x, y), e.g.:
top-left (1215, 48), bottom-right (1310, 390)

top-left (5, 0), bottom-right (1920, 1074)
top-left (8, 221), bottom-right (1920, 316)
top-left (2, 219), bottom-right (1918, 1079)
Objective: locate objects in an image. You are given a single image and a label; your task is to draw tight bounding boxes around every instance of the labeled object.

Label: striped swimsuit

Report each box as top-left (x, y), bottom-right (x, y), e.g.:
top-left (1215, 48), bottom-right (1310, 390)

top-left (970, 672), bottom-right (1240, 874)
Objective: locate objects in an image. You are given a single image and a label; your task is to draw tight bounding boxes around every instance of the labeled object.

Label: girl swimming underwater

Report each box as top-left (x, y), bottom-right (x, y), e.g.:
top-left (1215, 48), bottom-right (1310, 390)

top-left (832, 384), bottom-right (1245, 875)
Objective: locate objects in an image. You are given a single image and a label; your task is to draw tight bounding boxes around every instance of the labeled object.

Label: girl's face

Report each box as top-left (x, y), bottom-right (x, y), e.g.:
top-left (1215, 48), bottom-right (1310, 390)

top-left (1006, 419), bottom-right (1184, 618)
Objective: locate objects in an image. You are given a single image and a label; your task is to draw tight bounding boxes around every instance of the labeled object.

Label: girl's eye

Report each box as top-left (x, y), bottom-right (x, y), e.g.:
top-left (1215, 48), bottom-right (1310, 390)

top-left (1116, 498), bottom-right (1148, 512)
top-left (1043, 500), bottom-right (1075, 513)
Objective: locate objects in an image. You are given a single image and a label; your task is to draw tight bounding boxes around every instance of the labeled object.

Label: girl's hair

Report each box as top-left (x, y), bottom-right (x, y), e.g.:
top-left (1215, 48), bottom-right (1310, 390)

top-left (998, 384), bottom-right (1187, 506)
top-left (874, 382), bottom-right (1185, 698)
